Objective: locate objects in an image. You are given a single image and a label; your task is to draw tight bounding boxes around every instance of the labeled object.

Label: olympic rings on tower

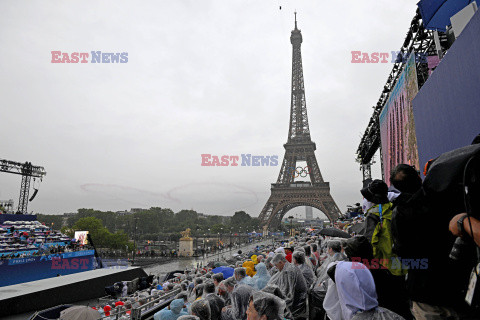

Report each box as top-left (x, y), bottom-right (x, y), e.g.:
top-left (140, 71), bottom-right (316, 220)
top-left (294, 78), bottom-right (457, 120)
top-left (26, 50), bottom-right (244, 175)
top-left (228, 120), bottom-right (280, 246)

top-left (286, 166), bottom-right (310, 178)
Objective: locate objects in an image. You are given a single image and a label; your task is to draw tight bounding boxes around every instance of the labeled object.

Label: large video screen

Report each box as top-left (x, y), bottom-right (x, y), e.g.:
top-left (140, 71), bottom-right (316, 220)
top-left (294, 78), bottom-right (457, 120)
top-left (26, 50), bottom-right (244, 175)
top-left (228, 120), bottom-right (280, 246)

top-left (413, 11), bottom-right (480, 176)
top-left (379, 53), bottom-right (420, 183)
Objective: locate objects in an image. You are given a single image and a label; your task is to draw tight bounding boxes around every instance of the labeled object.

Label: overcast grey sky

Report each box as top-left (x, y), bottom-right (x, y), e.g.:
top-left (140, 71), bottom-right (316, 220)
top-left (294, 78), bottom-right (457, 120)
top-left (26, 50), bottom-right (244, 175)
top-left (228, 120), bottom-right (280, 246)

top-left (0, 1), bottom-right (417, 219)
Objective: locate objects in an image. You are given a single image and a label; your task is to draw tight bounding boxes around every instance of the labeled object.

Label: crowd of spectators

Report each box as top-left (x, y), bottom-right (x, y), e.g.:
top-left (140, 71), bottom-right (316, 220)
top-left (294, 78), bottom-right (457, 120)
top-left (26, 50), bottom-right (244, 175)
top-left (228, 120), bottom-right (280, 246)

top-left (24, 141), bottom-right (480, 319)
top-left (0, 220), bottom-right (91, 259)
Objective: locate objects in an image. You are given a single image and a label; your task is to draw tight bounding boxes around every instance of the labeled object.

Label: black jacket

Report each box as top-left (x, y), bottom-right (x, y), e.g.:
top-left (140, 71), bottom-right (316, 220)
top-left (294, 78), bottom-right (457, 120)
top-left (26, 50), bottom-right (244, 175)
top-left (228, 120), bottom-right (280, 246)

top-left (391, 190), bottom-right (476, 309)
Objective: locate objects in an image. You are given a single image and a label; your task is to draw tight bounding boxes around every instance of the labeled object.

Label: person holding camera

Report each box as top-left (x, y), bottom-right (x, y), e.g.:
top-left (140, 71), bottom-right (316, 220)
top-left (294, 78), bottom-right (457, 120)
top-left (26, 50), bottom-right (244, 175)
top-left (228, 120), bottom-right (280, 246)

top-left (450, 214), bottom-right (480, 247)
top-left (390, 162), bottom-right (479, 319)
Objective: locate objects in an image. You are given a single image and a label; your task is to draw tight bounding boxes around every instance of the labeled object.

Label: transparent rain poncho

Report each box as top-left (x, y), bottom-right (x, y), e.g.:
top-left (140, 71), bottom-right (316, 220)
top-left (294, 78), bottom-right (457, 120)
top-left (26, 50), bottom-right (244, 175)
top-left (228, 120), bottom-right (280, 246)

top-left (322, 261), bottom-right (342, 320)
top-left (221, 284), bottom-right (254, 320)
top-left (250, 291), bottom-right (286, 320)
top-left (335, 261), bottom-right (405, 320)
top-left (252, 263), bottom-right (271, 290)
top-left (267, 259), bottom-right (307, 318)
top-left (315, 249), bottom-right (348, 289)
top-left (154, 299), bottom-right (188, 320)
top-left (190, 299), bottom-right (211, 320)
top-left (292, 251), bottom-right (316, 288)
top-left (204, 292), bottom-right (225, 320)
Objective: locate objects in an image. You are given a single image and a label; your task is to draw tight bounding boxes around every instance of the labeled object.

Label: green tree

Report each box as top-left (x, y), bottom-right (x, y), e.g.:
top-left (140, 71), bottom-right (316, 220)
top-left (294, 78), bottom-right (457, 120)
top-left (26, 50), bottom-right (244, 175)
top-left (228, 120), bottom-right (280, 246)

top-left (231, 211), bottom-right (251, 228)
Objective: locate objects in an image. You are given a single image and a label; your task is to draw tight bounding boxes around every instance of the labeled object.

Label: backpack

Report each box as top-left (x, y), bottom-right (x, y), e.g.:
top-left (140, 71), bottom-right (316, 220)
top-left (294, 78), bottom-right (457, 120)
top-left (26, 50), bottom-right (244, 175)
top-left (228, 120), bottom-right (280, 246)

top-left (366, 203), bottom-right (408, 276)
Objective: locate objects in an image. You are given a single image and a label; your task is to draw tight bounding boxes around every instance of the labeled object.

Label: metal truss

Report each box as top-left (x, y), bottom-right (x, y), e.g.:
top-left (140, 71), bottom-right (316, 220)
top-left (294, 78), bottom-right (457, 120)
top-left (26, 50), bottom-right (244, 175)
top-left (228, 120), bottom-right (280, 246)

top-left (356, 9), bottom-right (449, 167)
top-left (0, 159), bottom-right (46, 214)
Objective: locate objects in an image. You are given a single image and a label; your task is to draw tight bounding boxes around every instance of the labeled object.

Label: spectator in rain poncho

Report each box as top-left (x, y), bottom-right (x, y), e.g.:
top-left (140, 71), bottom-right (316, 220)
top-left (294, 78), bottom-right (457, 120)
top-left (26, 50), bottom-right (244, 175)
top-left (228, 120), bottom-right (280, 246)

top-left (274, 247), bottom-right (285, 255)
top-left (217, 280), bottom-right (230, 305)
top-left (212, 273), bottom-right (224, 288)
top-left (335, 261), bottom-right (405, 320)
top-left (267, 253), bottom-right (307, 320)
top-left (246, 291), bottom-right (286, 320)
top-left (191, 299), bottom-right (211, 320)
top-left (234, 267), bottom-right (254, 287)
top-left (322, 261), bottom-right (343, 320)
top-left (293, 247), bottom-right (313, 270)
top-left (251, 263), bottom-right (270, 290)
top-left (224, 277), bottom-right (237, 306)
top-left (221, 284), bottom-right (254, 320)
top-left (315, 240), bottom-right (347, 286)
top-left (203, 281), bottom-right (225, 320)
top-left (304, 245), bottom-right (318, 268)
top-left (261, 285), bottom-right (293, 320)
top-left (194, 284), bottom-right (205, 300)
top-left (176, 292), bottom-right (191, 313)
top-left (311, 243), bottom-right (320, 261)
top-left (154, 299), bottom-right (188, 320)
top-left (292, 250), bottom-right (316, 288)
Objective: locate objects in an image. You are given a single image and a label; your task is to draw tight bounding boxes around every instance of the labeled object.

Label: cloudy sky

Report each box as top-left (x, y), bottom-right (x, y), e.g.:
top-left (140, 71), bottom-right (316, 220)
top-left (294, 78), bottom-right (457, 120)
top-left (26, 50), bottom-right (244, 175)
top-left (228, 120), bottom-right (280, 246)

top-left (0, 1), bottom-right (417, 219)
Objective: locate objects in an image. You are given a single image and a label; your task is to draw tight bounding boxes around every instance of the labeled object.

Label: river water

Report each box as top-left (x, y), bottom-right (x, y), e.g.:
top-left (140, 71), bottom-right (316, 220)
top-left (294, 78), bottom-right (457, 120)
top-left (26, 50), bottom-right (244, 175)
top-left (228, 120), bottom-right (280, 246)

top-left (143, 239), bottom-right (272, 278)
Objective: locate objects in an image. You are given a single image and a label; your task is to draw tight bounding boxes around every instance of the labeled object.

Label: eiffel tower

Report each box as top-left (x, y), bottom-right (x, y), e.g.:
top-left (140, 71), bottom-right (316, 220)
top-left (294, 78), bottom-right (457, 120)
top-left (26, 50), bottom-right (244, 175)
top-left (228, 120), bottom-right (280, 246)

top-left (259, 13), bottom-right (341, 230)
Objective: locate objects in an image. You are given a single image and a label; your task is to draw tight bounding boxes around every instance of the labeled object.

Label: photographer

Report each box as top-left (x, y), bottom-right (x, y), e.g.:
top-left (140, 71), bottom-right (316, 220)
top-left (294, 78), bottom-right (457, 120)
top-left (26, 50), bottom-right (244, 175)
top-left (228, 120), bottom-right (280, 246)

top-left (390, 164), bottom-right (470, 319)
top-left (391, 143), bottom-right (480, 319)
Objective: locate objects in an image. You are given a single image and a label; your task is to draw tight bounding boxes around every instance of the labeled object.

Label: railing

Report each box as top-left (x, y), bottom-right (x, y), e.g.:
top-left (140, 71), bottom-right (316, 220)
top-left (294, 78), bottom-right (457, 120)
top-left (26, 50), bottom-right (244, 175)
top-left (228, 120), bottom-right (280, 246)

top-left (130, 288), bottom-right (181, 320)
top-left (98, 288), bottom-right (181, 320)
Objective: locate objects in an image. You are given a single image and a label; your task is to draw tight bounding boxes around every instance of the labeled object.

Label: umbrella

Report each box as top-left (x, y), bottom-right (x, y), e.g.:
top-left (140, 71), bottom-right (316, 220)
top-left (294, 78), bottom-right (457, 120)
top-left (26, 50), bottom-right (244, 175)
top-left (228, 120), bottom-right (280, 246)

top-left (60, 305), bottom-right (101, 320)
top-left (173, 272), bottom-right (183, 277)
top-left (418, 0), bottom-right (476, 31)
top-left (212, 266), bottom-right (234, 279)
top-left (319, 228), bottom-right (351, 239)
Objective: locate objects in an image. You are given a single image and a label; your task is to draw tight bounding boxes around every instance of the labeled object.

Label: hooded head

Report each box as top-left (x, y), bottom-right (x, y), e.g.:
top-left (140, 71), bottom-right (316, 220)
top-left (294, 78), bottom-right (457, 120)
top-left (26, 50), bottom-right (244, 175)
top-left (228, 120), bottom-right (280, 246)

top-left (335, 261), bottom-right (378, 320)
top-left (255, 263), bottom-right (268, 275)
top-left (360, 180), bottom-right (389, 204)
top-left (170, 298), bottom-right (185, 314)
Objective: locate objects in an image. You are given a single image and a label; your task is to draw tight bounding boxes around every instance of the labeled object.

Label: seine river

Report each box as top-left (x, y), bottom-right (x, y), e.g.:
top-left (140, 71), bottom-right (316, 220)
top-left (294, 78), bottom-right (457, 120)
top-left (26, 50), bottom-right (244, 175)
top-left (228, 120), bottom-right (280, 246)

top-left (143, 239), bottom-right (272, 278)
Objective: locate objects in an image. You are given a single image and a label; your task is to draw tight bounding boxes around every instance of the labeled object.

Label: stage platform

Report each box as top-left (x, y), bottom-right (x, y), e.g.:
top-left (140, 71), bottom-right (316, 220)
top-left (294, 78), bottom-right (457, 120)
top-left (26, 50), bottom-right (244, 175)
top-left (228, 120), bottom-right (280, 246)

top-left (0, 266), bottom-right (147, 317)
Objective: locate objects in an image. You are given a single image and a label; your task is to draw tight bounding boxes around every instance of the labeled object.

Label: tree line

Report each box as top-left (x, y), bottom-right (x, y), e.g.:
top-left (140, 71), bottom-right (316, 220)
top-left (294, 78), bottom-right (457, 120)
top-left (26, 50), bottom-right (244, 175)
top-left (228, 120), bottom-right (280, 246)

top-left (36, 208), bottom-right (262, 250)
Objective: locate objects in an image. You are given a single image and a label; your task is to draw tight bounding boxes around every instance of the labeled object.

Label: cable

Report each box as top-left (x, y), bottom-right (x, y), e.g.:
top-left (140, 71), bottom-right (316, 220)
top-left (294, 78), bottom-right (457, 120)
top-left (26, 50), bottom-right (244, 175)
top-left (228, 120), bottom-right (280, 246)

top-left (463, 155), bottom-right (479, 276)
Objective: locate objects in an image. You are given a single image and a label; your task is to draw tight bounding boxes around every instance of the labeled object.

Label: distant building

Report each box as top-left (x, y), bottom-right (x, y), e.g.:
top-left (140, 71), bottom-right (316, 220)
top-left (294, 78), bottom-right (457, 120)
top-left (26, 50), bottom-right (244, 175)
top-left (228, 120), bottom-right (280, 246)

top-left (116, 210), bottom-right (131, 216)
top-left (305, 206), bottom-right (313, 221)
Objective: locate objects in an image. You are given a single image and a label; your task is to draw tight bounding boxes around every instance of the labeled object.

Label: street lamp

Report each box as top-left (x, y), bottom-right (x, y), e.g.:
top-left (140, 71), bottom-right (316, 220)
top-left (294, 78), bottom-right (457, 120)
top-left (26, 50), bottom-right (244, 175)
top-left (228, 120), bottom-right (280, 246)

top-left (288, 216), bottom-right (294, 237)
top-left (133, 217), bottom-right (138, 265)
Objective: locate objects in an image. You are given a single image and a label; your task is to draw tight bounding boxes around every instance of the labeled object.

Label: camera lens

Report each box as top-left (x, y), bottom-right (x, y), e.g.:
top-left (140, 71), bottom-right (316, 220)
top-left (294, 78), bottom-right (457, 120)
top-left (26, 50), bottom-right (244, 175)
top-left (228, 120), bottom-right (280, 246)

top-left (449, 237), bottom-right (469, 261)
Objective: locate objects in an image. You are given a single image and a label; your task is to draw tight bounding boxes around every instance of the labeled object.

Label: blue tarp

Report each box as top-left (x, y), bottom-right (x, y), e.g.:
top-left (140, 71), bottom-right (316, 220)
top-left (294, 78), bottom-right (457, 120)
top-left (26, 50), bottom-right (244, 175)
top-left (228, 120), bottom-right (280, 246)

top-left (418, 0), bottom-right (476, 31)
